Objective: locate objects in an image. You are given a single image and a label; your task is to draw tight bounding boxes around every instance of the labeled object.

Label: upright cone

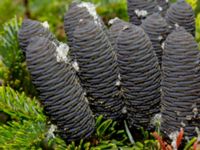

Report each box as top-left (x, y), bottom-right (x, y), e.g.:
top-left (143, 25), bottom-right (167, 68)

top-left (18, 19), bottom-right (58, 52)
top-left (64, 2), bottom-right (108, 56)
top-left (141, 13), bottom-right (169, 67)
top-left (72, 19), bottom-right (123, 120)
top-left (156, 0), bottom-right (170, 16)
top-left (108, 18), bottom-right (130, 48)
top-left (165, 0), bottom-right (195, 35)
top-left (26, 37), bottom-right (95, 142)
top-left (127, 0), bottom-right (158, 25)
top-left (116, 24), bottom-right (161, 129)
top-left (161, 28), bottom-right (200, 140)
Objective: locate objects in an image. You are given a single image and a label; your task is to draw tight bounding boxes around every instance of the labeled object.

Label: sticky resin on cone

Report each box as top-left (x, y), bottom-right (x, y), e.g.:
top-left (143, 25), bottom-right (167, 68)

top-left (72, 19), bottom-right (124, 120)
top-left (165, 0), bottom-right (195, 36)
top-left (141, 13), bottom-right (170, 67)
top-left (161, 27), bottom-right (200, 141)
top-left (127, 0), bottom-right (158, 25)
top-left (26, 37), bottom-right (95, 142)
top-left (18, 19), bottom-right (58, 52)
top-left (116, 24), bottom-right (161, 129)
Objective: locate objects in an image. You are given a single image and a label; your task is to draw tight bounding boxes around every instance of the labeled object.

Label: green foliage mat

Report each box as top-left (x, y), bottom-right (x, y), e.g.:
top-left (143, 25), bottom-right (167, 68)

top-left (0, 17), bottom-right (37, 96)
top-left (0, 86), bottom-right (161, 149)
top-left (0, 87), bottom-right (198, 149)
top-left (0, 86), bottom-right (46, 149)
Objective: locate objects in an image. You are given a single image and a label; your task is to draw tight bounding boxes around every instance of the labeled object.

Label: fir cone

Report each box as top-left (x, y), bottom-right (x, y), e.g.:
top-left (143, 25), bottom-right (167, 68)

top-left (127, 0), bottom-right (158, 25)
top-left (108, 18), bottom-right (130, 48)
top-left (26, 37), bottom-right (95, 142)
top-left (116, 24), bottom-right (161, 129)
top-left (64, 2), bottom-right (93, 48)
top-left (156, 0), bottom-right (170, 16)
top-left (64, 2), bottom-right (108, 55)
top-left (72, 19), bottom-right (123, 120)
top-left (165, 0), bottom-right (195, 36)
top-left (161, 28), bottom-right (200, 140)
top-left (141, 13), bottom-right (169, 67)
top-left (18, 19), bottom-right (58, 52)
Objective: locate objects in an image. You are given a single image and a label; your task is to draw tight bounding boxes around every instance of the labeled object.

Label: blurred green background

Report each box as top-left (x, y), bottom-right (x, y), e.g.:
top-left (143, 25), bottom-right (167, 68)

top-left (0, 0), bottom-right (199, 40)
top-left (0, 0), bottom-right (128, 41)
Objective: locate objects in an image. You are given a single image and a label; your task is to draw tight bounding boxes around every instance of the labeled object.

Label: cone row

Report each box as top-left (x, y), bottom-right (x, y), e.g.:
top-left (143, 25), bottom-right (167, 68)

top-left (19, 0), bottom-right (200, 142)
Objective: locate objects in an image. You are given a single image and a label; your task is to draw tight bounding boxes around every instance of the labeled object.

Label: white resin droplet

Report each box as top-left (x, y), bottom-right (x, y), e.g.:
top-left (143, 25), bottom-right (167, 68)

top-left (134, 9), bottom-right (148, 17)
top-left (158, 36), bottom-right (163, 41)
top-left (55, 43), bottom-right (69, 63)
top-left (41, 21), bottom-right (49, 29)
top-left (77, 2), bottom-right (101, 26)
top-left (47, 124), bottom-right (57, 139)
top-left (72, 61), bottom-right (80, 72)
top-left (116, 80), bottom-right (121, 86)
top-left (175, 23), bottom-right (179, 28)
top-left (108, 17), bottom-right (120, 25)
top-left (158, 6), bottom-right (163, 11)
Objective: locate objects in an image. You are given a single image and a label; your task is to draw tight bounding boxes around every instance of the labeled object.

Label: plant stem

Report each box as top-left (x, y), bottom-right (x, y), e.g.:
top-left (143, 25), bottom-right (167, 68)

top-left (23, 0), bottom-right (31, 18)
top-left (124, 120), bottom-right (135, 144)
